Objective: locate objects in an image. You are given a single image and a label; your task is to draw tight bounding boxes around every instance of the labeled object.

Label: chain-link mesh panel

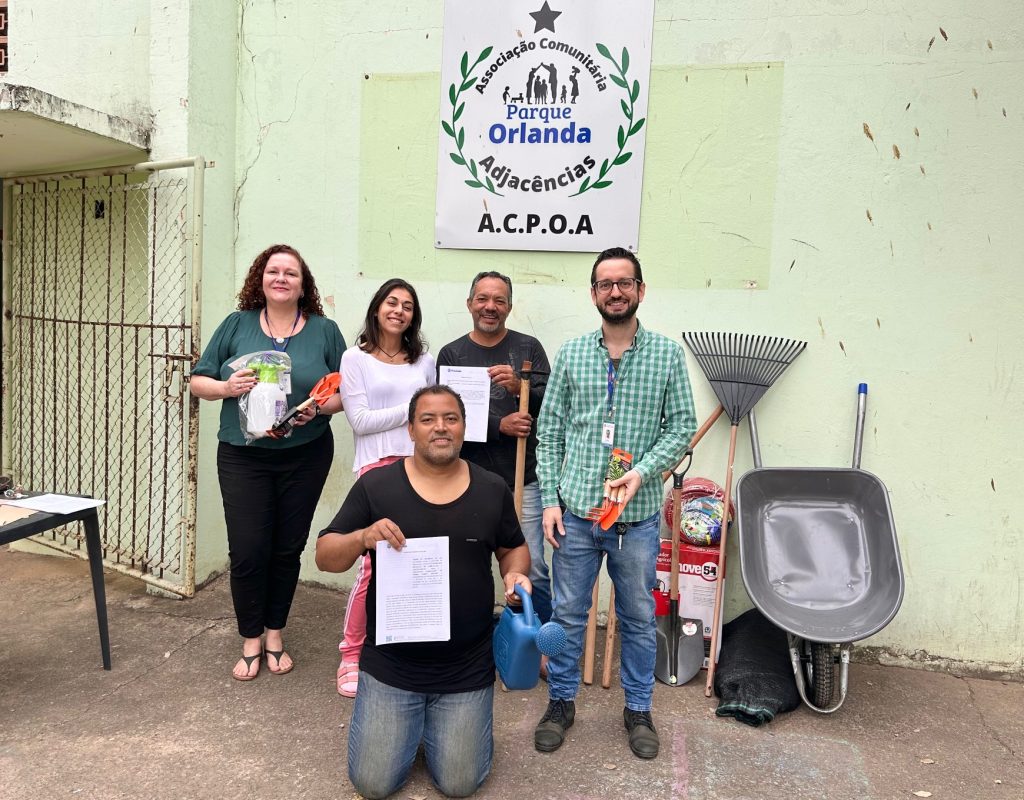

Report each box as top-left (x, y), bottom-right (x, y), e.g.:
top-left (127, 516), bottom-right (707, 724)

top-left (7, 173), bottom-right (194, 589)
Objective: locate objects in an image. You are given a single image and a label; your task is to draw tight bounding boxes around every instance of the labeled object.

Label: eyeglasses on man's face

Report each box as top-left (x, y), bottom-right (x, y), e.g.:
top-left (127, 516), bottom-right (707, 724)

top-left (592, 278), bottom-right (641, 294)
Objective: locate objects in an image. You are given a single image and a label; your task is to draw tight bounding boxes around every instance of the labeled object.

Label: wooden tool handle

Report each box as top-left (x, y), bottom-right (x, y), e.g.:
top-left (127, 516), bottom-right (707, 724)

top-left (670, 481), bottom-right (682, 602)
top-left (662, 404), bottom-right (725, 483)
top-left (601, 585), bottom-right (617, 689)
top-left (704, 423), bottom-right (738, 698)
top-left (582, 577), bottom-right (599, 685)
top-left (513, 360), bottom-right (532, 519)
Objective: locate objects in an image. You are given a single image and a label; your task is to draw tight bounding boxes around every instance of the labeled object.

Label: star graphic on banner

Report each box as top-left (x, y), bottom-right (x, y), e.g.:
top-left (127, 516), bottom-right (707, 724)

top-left (529, 2), bottom-right (562, 34)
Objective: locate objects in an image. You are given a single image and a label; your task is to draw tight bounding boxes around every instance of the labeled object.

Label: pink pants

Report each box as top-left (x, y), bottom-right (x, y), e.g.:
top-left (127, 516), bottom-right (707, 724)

top-left (339, 455), bottom-right (403, 664)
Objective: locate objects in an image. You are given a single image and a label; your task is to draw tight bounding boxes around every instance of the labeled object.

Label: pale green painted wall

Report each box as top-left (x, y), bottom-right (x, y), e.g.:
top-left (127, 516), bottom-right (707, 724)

top-left (358, 64), bottom-right (784, 289)
top-left (208, 0), bottom-right (1024, 671)
top-left (3, 0), bottom-right (1018, 670)
top-left (188, 0), bottom-right (240, 586)
top-left (3, 0), bottom-right (151, 123)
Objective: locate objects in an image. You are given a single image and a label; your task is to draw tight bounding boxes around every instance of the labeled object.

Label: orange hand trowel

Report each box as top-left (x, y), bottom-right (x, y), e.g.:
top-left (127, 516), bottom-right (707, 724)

top-left (271, 372), bottom-right (341, 434)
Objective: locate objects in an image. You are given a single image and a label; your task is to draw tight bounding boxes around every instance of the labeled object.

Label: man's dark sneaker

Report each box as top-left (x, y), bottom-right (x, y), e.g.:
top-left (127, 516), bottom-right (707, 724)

top-left (623, 707), bottom-right (660, 759)
top-left (534, 699), bottom-right (576, 752)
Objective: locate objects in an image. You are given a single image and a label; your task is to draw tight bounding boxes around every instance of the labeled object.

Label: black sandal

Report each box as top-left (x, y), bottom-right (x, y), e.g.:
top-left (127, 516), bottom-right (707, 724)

top-left (265, 649), bottom-right (293, 675)
top-left (233, 651), bottom-right (262, 682)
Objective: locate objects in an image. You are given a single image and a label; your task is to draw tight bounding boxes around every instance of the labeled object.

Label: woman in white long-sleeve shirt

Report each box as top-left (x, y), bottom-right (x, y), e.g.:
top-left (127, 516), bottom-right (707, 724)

top-left (335, 278), bottom-right (435, 697)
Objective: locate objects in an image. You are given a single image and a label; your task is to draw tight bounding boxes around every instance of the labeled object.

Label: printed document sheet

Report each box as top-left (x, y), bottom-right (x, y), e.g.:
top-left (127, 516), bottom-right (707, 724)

top-left (5, 494), bottom-right (106, 514)
top-left (375, 536), bottom-right (451, 645)
top-left (438, 365), bottom-right (489, 442)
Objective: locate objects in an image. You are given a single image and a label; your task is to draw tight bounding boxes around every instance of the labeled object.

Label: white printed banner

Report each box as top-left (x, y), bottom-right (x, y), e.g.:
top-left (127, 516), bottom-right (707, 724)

top-left (435, 1), bottom-right (655, 252)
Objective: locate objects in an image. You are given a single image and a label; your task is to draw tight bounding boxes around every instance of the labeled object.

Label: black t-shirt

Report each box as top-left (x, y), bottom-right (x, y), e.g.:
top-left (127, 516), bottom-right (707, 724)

top-left (435, 330), bottom-right (549, 488)
top-left (319, 459), bottom-right (525, 693)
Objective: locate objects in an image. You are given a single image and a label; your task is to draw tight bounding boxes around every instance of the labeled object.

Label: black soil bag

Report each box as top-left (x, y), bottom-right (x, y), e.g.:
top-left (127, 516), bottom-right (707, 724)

top-left (713, 608), bottom-right (800, 726)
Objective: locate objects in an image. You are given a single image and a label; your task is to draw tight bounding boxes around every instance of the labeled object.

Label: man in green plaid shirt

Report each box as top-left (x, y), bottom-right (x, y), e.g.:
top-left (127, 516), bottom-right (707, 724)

top-left (533, 247), bottom-right (696, 760)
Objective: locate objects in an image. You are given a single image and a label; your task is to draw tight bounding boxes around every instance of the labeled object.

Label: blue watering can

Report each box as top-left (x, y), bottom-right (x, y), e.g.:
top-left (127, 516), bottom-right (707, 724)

top-left (493, 584), bottom-right (568, 690)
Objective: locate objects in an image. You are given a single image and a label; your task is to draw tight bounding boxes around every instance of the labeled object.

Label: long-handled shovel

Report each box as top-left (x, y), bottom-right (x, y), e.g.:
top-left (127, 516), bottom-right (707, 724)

top-left (655, 450), bottom-right (704, 686)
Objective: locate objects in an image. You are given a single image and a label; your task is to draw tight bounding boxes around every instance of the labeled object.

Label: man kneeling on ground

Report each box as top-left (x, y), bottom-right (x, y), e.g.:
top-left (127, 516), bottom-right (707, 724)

top-left (316, 384), bottom-right (532, 799)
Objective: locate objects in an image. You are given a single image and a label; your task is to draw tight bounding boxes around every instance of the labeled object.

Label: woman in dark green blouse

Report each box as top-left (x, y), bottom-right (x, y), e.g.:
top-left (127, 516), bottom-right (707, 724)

top-left (191, 244), bottom-right (346, 681)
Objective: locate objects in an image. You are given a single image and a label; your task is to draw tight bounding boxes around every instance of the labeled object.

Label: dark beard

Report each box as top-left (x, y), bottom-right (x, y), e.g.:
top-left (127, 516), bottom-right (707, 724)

top-left (597, 299), bottom-right (638, 324)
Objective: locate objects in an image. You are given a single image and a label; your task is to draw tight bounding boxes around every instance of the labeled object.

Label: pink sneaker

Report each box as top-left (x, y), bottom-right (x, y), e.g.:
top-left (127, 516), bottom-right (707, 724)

top-left (337, 661), bottom-right (359, 698)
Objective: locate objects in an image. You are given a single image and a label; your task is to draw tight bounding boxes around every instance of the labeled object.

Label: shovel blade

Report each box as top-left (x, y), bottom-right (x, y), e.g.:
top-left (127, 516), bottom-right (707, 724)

top-left (655, 613), bottom-right (705, 687)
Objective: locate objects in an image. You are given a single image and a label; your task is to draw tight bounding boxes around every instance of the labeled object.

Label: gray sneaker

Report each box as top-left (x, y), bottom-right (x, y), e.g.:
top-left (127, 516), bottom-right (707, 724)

top-left (534, 699), bottom-right (576, 752)
top-left (623, 707), bottom-right (659, 759)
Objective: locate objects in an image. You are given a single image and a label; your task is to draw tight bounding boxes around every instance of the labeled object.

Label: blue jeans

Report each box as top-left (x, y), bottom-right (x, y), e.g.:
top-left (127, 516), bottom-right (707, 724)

top-left (347, 672), bottom-right (494, 799)
top-left (521, 482), bottom-right (552, 624)
top-left (548, 510), bottom-right (661, 711)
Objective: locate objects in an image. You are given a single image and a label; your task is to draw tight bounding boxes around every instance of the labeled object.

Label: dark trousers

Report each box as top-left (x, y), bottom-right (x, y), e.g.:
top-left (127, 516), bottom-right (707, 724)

top-left (217, 431), bottom-right (334, 638)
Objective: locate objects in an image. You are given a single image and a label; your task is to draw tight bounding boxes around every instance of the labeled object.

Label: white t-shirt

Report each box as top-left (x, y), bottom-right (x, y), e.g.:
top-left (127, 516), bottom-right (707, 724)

top-left (339, 346), bottom-right (437, 472)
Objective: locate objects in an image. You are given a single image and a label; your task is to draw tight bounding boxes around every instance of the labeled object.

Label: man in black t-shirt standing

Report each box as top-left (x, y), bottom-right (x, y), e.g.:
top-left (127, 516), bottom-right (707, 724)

top-left (436, 271), bottom-right (552, 624)
top-left (316, 385), bottom-right (531, 800)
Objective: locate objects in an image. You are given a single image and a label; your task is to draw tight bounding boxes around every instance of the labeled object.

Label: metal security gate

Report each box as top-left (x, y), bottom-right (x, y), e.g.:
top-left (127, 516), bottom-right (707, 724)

top-left (1, 158), bottom-right (206, 596)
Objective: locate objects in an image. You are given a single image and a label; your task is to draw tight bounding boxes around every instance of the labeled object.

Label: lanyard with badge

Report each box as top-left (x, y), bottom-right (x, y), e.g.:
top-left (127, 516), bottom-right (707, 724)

top-left (588, 358), bottom-right (633, 547)
top-left (601, 359), bottom-right (617, 447)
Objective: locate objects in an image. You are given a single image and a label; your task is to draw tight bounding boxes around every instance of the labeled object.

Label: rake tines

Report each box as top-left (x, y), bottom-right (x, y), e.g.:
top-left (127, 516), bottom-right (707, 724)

top-left (682, 332), bottom-right (806, 423)
top-left (681, 330), bottom-right (806, 700)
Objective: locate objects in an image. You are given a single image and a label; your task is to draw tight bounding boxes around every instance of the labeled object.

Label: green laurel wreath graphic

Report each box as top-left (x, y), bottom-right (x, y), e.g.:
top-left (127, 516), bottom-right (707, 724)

top-left (443, 47), bottom-right (503, 196)
top-left (570, 44), bottom-right (646, 197)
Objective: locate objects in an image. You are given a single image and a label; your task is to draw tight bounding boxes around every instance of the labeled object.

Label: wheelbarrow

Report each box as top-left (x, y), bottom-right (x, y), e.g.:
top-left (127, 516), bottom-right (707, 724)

top-left (735, 384), bottom-right (904, 713)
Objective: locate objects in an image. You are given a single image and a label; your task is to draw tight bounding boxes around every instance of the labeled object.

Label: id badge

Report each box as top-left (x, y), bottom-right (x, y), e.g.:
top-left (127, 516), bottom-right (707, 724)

top-left (279, 370), bottom-right (292, 394)
top-left (601, 422), bottom-right (615, 447)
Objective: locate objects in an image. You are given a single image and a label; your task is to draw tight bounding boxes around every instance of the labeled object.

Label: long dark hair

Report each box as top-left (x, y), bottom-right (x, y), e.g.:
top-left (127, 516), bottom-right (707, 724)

top-left (356, 278), bottom-right (426, 363)
top-left (237, 244), bottom-right (324, 316)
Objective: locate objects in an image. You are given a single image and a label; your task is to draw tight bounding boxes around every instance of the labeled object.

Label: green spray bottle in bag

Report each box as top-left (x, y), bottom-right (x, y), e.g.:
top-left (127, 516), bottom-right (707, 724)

top-left (246, 357), bottom-right (288, 434)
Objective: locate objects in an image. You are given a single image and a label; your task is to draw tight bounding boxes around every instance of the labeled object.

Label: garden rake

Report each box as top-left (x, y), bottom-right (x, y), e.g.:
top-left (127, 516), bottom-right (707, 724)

top-left (681, 332), bottom-right (806, 697)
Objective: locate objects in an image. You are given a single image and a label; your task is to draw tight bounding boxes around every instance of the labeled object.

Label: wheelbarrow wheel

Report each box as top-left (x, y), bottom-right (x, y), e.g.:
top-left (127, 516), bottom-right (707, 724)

top-left (808, 642), bottom-right (835, 708)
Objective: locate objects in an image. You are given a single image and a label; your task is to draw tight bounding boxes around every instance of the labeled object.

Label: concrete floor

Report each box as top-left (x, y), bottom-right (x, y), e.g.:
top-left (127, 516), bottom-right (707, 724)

top-left (0, 545), bottom-right (1020, 800)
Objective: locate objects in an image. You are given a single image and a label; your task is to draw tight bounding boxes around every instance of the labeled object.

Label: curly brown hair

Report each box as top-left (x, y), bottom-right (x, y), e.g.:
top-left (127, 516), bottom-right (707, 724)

top-left (236, 244), bottom-right (325, 316)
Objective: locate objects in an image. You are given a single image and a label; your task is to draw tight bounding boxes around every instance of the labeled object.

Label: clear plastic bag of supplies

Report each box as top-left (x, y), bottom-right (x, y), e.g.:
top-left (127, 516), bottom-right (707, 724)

top-left (680, 495), bottom-right (726, 546)
top-left (229, 351), bottom-right (292, 443)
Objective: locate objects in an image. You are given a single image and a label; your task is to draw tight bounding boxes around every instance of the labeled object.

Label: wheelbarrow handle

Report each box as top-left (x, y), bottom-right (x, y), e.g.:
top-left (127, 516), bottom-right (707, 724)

top-left (853, 383), bottom-right (868, 470)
